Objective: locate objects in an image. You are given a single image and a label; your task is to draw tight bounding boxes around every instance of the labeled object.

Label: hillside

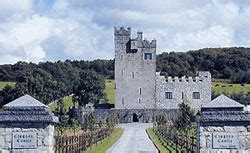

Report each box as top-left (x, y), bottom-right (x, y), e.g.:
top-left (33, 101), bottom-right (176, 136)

top-left (0, 47), bottom-right (250, 106)
top-left (157, 47), bottom-right (250, 81)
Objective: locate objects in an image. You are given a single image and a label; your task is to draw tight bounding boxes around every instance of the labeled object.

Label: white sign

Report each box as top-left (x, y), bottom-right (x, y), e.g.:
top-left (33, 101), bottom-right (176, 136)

top-left (12, 132), bottom-right (37, 149)
top-left (212, 132), bottom-right (239, 149)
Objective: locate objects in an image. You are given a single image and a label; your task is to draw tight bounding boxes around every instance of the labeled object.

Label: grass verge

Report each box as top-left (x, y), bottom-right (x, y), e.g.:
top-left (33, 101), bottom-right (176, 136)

top-left (147, 128), bottom-right (182, 153)
top-left (86, 128), bottom-right (124, 153)
top-left (147, 128), bottom-right (167, 153)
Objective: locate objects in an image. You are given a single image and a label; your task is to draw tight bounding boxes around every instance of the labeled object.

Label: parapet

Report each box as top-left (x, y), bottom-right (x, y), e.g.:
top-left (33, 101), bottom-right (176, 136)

top-left (114, 27), bottom-right (131, 36)
top-left (141, 39), bottom-right (156, 48)
top-left (163, 71), bottom-right (211, 83)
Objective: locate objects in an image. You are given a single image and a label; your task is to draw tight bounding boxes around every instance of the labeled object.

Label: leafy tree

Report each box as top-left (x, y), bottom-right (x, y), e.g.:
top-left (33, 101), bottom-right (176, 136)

top-left (231, 70), bottom-right (250, 83)
top-left (74, 70), bottom-right (105, 106)
top-left (83, 113), bottom-right (96, 132)
top-left (0, 85), bottom-right (22, 107)
top-left (172, 101), bottom-right (194, 132)
top-left (14, 68), bottom-right (61, 104)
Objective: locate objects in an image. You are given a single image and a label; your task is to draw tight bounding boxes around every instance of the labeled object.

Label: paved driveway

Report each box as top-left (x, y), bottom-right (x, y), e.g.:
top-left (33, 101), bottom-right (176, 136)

top-left (106, 123), bottom-right (158, 153)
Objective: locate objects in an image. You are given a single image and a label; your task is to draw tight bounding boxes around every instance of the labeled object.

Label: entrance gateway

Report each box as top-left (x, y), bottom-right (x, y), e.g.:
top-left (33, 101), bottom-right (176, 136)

top-left (196, 95), bottom-right (250, 152)
top-left (132, 113), bottom-right (139, 122)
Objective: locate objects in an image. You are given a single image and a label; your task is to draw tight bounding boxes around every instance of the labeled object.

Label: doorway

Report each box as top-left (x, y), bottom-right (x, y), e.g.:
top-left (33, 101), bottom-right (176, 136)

top-left (132, 113), bottom-right (139, 122)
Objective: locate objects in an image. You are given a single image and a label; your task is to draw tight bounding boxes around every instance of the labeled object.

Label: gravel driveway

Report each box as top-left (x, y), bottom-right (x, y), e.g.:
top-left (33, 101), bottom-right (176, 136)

top-left (106, 123), bottom-right (158, 153)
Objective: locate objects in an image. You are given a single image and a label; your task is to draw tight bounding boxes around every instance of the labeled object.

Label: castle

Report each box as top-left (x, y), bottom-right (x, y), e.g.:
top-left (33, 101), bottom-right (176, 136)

top-left (115, 27), bottom-right (211, 110)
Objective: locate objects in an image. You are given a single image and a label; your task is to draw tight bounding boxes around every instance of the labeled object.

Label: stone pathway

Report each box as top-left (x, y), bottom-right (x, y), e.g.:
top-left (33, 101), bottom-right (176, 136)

top-left (106, 123), bottom-right (158, 153)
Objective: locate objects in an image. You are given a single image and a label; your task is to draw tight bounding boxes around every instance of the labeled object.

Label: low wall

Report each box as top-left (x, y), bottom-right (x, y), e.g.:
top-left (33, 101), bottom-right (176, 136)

top-left (77, 109), bottom-right (178, 123)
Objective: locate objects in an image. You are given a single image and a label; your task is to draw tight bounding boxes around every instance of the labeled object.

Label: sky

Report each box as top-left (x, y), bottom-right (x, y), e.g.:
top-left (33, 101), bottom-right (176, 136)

top-left (0, 0), bottom-right (250, 64)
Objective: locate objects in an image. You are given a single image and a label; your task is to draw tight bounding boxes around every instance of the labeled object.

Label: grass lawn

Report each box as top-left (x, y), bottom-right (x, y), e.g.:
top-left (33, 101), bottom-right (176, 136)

top-left (104, 80), bottom-right (115, 104)
top-left (86, 128), bottom-right (124, 153)
top-left (48, 96), bottom-right (74, 112)
top-left (0, 82), bottom-right (16, 90)
top-left (212, 82), bottom-right (250, 95)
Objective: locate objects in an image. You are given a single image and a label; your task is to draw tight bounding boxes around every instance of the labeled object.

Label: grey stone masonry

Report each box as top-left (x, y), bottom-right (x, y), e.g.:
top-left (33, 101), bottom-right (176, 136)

top-left (197, 95), bottom-right (250, 152)
top-left (0, 95), bottom-right (58, 153)
top-left (115, 27), bottom-right (156, 109)
top-left (156, 71), bottom-right (211, 110)
top-left (78, 108), bottom-right (178, 123)
top-left (114, 27), bottom-right (211, 110)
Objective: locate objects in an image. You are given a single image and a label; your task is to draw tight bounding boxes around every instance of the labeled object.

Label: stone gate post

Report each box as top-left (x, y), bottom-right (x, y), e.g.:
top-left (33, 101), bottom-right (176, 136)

top-left (0, 95), bottom-right (58, 153)
top-left (196, 95), bottom-right (250, 152)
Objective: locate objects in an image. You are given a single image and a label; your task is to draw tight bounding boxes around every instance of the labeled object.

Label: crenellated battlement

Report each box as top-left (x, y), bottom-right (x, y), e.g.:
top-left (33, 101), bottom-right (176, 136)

top-left (156, 71), bottom-right (211, 83)
top-left (114, 27), bottom-right (131, 36)
top-left (141, 39), bottom-right (156, 48)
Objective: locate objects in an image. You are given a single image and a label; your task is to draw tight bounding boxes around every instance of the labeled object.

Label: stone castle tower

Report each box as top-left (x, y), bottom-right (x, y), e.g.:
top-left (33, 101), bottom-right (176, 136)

top-left (114, 27), bottom-right (156, 109)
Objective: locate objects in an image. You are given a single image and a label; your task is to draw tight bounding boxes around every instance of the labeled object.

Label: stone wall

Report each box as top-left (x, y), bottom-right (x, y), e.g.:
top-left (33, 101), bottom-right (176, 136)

top-left (156, 71), bottom-right (211, 109)
top-left (77, 108), bottom-right (177, 123)
top-left (0, 123), bottom-right (54, 153)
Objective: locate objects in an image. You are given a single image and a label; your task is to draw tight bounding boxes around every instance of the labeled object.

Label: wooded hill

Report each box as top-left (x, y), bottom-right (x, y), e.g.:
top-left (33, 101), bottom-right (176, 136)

top-left (0, 47), bottom-right (249, 107)
top-left (157, 47), bottom-right (250, 83)
top-left (1, 47), bottom-right (250, 83)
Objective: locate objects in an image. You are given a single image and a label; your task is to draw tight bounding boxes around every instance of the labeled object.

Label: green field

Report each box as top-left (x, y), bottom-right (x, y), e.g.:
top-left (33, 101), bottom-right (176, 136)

top-left (48, 80), bottom-right (115, 111)
top-left (86, 128), bottom-right (124, 153)
top-left (212, 82), bottom-right (250, 95)
top-left (0, 82), bottom-right (16, 90)
top-left (48, 96), bottom-right (74, 112)
top-left (105, 80), bottom-right (115, 104)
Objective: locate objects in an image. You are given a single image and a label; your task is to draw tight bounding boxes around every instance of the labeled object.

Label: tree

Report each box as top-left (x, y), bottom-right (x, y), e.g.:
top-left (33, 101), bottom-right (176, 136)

top-left (14, 68), bottom-right (61, 104)
top-left (0, 85), bottom-right (22, 107)
top-left (172, 101), bottom-right (194, 132)
top-left (74, 70), bottom-right (105, 106)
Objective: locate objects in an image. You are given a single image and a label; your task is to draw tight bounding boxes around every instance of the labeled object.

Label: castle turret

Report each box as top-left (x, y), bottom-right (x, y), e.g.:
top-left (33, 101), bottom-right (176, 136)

top-left (114, 27), bottom-right (156, 109)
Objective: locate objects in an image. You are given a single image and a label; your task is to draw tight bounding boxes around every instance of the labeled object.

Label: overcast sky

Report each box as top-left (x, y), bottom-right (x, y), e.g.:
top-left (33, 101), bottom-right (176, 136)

top-left (0, 0), bottom-right (250, 64)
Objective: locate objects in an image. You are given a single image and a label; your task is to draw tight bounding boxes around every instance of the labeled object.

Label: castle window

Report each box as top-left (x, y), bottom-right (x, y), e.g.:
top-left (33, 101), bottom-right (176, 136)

top-left (165, 92), bottom-right (173, 99)
top-left (121, 70), bottom-right (124, 75)
top-left (122, 98), bottom-right (124, 105)
top-left (139, 88), bottom-right (142, 95)
top-left (193, 92), bottom-right (200, 99)
top-left (132, 71), bottom-right (134, 78)
top-left (144, 53), bottom-right (152, 60)
top-left (138, 98), bottom-right (141, 103)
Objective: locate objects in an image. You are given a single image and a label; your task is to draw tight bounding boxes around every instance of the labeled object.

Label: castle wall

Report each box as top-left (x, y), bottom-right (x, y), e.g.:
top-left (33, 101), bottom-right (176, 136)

top-left (115, 27), bottom-right (156, 109)
top-left (156, 71), bottom-right (211, 109)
